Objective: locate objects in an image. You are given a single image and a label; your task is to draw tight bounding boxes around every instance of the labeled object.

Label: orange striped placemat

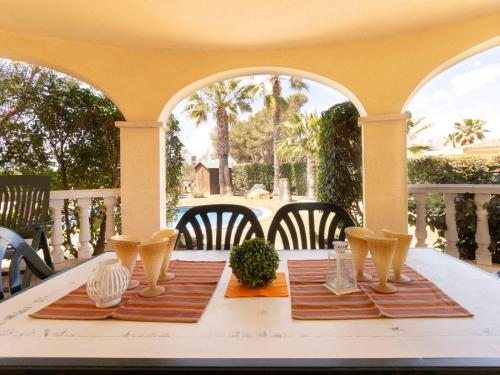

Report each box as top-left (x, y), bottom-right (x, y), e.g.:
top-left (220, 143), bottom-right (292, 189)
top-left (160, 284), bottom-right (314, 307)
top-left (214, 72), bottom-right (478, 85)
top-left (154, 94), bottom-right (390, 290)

top-left (288, 259), bottom-right (472, 320)
top-left (30, 260), bottom-right (226, 323)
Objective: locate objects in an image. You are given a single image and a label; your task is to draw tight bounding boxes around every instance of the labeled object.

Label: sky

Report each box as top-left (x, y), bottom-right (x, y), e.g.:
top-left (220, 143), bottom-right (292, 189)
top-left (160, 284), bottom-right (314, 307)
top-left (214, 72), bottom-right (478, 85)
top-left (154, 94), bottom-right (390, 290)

top-left (173, 47), bottom-right (500, 157)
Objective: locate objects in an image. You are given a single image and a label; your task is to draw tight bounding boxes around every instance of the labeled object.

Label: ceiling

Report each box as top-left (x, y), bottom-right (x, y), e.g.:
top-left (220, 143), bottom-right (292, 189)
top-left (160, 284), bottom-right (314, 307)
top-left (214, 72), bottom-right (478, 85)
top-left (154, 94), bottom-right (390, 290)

top-left (1, 0), bottom-right (500, 51)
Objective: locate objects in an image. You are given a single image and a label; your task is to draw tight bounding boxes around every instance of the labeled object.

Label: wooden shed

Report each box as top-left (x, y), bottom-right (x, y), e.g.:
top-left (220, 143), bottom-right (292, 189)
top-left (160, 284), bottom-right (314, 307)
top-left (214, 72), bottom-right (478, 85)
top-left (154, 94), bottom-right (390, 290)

top-left (194, 160), bottom-right (232, 195)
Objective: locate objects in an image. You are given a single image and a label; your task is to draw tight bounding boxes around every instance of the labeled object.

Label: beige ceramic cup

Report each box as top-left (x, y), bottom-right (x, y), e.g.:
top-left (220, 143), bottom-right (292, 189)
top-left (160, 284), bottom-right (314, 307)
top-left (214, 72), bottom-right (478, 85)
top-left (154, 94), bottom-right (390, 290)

top-left (382, 229), bottom-right (413, 283)
top-left (151, 228), bottom-right (179, 282)
top-left (345, 227), bottom-right (374, 282)
top-left (138, 241), bottom-right (167, 297)
top-left (111, 235), bottom-right (141, 289)
top-left (365, 236), bottom-right (398, 294)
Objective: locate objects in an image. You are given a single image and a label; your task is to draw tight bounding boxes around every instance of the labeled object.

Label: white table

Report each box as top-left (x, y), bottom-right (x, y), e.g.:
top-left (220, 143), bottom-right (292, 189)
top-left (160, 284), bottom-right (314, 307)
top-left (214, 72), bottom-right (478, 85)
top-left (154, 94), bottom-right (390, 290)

top-left (0, 249), bottom-right (499, 373)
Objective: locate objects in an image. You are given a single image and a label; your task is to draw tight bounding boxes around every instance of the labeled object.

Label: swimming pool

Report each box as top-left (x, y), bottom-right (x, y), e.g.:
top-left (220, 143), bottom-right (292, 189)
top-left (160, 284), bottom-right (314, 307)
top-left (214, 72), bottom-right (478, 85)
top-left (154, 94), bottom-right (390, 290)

top-left (170, 206), bottom-right (264, 226)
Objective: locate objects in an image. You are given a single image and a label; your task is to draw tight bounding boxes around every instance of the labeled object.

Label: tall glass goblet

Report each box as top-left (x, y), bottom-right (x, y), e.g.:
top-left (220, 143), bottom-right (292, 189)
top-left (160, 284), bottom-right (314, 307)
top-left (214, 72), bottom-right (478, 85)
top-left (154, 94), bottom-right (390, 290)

top-left (365, 236), bottom-right (398, 294)
top-left (345, 227), bottom-right (374, 282)
top-left (111, 235), bottom-right (141, 289)
top-left (151, 229), bottom-right (179, 282)
top-left (138, 241), bottom-right (167, 297)
top-left (382, 229), bottom-right (413, 283)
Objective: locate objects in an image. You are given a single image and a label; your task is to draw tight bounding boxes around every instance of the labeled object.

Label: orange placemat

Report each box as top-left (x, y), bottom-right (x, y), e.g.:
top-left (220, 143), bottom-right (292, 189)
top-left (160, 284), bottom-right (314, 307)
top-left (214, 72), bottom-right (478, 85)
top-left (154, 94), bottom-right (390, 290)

top-left (288, 259), bottom-right (473, 320)
top-left (224, 272), bottom-right (289, 298)
top-left (30, 260), bottom-right (226, 323)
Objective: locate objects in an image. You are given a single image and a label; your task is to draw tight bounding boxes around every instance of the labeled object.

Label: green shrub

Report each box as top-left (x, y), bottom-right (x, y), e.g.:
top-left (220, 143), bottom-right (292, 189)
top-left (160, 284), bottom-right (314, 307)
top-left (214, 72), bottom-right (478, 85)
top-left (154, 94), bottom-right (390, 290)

top-left (408, 154), bottom-right (500, 261)
top-left (191, 189), bottom-right (206, 198)
top-left (229, 238), bottom-right (280, 288)
top-left (316, 102), bottom-right (363, 223)
top-left (232, 162), bottom-right (306, 195)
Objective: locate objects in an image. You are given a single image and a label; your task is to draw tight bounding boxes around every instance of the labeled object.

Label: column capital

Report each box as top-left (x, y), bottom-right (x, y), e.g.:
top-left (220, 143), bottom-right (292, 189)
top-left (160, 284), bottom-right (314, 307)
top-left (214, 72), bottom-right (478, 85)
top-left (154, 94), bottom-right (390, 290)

top-left (358, 112), bottom-right (411, 126)
top-left (115, 121), bottom-right (164, 129)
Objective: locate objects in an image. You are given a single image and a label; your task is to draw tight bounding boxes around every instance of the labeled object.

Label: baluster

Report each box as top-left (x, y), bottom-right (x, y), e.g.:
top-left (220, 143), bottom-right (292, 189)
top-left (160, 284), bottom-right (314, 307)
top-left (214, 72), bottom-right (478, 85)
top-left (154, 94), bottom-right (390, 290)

top-left (77, 198), bottom-right (93, 259)
top-left (103, 196), bottom-right (116, 251)
top-left (474, 194), bottom-right (492, 266)
top-left (414, 193), bottom-right (427, 248)
top-left (443, 193), bottom-right (459, 257)
top-left (49, 199), bottom-right (65, 264)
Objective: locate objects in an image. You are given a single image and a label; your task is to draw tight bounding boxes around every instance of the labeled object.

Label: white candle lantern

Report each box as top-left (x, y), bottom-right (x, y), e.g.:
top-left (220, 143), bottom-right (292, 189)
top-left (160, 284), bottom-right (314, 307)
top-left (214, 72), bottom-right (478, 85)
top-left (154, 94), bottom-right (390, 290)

top-left (324, 241), bottom-right (360, 295)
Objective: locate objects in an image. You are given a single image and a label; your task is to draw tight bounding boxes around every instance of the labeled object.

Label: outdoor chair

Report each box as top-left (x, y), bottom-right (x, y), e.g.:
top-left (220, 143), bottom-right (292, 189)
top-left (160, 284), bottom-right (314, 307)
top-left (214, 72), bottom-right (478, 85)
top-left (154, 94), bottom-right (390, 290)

top-left (267, 202), bottom-right (357, 250)
top-left (0, 226), bottom-right (55, 300)
top-left (0, 175), bottom-right (54, 269)
top-left (175, 204), bottom-right (265, 250)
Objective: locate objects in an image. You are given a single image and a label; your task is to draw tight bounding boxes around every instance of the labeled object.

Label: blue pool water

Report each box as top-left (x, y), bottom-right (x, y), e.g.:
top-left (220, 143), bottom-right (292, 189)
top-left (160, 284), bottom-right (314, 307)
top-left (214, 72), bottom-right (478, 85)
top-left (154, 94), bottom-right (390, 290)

top-left (171, 206), bottom-right (264, 226)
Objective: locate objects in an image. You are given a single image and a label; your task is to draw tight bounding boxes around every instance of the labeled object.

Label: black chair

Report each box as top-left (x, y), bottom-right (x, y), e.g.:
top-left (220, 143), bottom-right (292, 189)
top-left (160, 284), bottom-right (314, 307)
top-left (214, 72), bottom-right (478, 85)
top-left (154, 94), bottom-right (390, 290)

top-left (175, 204), bottom-right (265, 250)
top-left (0, 226), bottom-right (55, 299)
top-left (0, 175), bottom-right (54, 269)
top-left (267, 202), bottom-right (356, 250)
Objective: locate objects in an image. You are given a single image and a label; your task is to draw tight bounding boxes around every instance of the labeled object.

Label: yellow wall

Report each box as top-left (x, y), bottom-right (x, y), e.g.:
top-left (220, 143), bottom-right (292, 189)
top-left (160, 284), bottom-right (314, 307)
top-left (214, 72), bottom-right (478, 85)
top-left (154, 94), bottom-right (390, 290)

top-left (1, 12), bottom-right (499, 236)
top-left (1, 12), bottom-right (499, 120)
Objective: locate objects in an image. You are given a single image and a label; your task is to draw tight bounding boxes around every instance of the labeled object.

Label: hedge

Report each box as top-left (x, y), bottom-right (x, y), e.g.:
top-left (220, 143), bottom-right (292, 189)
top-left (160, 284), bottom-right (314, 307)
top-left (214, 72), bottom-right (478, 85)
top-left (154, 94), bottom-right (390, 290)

top-left (408, 154), bottom-right (500, 262)
top-left (232, 162), bottom-right (307, 195)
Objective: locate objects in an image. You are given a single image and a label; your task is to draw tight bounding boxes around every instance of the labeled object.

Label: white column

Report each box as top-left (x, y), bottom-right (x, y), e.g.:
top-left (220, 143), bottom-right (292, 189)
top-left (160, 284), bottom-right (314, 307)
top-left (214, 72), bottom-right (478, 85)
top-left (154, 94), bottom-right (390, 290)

top-left (103, 196), bottom-right (116, 251)
top-left (49, 199), bottom-right (65, 264)
top-left (77, 198), bottom-right (93, 259)
top-left (116, 121), bottom-right (166, 242)
top-left (359, 113), bottom-right (410, 234)
top-left (474, 194), bottom-right (492, 266)
top-left (414, 193), bottom-right (427, 248)
top-left (443, 193), bottom-right (459, 257)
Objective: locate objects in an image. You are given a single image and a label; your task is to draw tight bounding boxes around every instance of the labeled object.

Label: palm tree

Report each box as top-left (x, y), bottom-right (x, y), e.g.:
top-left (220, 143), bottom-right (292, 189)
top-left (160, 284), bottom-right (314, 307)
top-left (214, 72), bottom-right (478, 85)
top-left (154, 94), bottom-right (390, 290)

top-left (406, 116), bottom-right (433, 156)
top-left (277, 112), bottom-right (320, 198)
top-left (444, 118), bottom-right (489, 147)
top-left (184, 79), bottom-right (255, 195)
top-left (255, 75), bottom-right (308, 195)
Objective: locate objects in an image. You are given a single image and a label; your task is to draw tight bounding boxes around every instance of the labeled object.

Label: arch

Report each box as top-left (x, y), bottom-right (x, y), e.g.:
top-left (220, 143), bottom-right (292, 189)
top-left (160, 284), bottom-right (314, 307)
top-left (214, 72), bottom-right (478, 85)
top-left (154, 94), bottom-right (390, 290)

top-left (158, 66), bottom-right (367, 122)
top-left (0, 51), bottom-right (125, 118)
top-left (402, 35), bottom-right (500, 112)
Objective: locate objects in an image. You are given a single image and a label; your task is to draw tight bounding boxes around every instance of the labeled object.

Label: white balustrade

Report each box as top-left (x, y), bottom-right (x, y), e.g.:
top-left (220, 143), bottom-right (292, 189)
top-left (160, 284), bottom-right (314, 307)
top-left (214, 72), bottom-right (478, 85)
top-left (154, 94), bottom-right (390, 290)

top-left (48, 199), bottom-right (65, 264)
top-left (408, 184), bottom-right (499, 265)
top-left (49, 189), bottom-right (120, 263)
top-left (103, 196), bottom-right (117, 251)
top-left (76, 198), bottom-right (93, 258)
top-left (413, 193), bottom-right (427, 248)
top-left (475, 194), bottom-right (493, 266)
top-left (443, 193), bottom-right (459, 257)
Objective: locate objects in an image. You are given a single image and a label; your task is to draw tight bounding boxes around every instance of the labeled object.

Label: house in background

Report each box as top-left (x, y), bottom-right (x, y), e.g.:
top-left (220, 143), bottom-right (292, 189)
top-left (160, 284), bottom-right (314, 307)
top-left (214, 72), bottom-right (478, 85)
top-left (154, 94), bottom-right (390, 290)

top-left (194, 159), bottom-right (233, 195)
top-left (463, 137), bottom-right (500, 154)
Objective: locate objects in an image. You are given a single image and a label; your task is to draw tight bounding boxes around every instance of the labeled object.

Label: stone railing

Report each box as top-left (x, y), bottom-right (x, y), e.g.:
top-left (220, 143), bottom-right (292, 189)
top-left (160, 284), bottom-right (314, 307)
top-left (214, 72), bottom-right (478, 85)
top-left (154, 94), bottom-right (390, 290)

top-left (49, 189), bottom-right (120, 263)
top-left (408, 184), bottom-right (500, 265)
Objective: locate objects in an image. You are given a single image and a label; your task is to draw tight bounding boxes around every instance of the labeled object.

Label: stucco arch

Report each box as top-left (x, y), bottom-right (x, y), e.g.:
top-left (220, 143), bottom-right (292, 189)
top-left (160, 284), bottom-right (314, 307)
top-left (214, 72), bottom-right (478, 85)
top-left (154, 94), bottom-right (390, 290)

top-left (402, 35), bottom-right (500, 112)
top-left (0, 48), bottom-right (126, 117)
top-left (158, 66), bottom-right (367, 122)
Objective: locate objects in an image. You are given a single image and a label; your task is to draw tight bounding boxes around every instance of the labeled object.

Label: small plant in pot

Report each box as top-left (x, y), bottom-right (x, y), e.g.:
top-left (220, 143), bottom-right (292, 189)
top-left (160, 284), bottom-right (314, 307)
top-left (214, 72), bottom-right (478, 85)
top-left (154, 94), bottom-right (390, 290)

top-left (229, 238), bottom-right (280, 288)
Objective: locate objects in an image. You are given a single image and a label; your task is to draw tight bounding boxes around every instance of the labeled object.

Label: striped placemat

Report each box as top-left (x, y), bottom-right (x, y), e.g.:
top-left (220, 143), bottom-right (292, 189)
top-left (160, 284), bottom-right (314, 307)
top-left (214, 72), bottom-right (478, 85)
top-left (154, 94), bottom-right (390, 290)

top-left (288, 259), bottom-right (472, 320)
top-left (30, 260), bottom-right (226, 323)
top-left (112, 260), bottom-right (226, 322)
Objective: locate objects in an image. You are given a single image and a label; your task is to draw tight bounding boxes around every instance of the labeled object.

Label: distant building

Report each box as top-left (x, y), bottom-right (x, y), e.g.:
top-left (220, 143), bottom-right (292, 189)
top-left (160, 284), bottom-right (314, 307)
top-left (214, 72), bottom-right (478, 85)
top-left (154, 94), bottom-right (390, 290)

top-left (194, 159), bottom-right (233, 195)
top-left (462, 137), bottom-right (500, 155)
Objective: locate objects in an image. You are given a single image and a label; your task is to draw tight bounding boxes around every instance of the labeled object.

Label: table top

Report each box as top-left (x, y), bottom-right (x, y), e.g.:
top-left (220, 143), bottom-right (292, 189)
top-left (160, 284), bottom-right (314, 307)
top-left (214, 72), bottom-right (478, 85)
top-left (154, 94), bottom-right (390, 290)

top-left (0, 249), bottom-right (499, 370)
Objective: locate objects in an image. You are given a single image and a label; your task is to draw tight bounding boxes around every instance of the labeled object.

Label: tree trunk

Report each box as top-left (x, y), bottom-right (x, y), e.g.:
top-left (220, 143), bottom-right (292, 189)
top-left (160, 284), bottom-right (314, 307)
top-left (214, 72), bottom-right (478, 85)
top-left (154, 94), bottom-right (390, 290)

top-left (272, 76), bottom-right (282, 195)
top-left (306, 155), bottom-right (316, 198)
top-left (216, 107), bottom-right (232, 196)
top-left (57, 152), bottom-right (78, 257)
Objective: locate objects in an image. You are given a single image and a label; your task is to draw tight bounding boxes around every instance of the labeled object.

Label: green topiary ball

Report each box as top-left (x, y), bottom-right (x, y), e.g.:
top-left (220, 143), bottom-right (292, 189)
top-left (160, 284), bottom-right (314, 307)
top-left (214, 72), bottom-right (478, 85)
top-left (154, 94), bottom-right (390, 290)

top-left (229, 238), bottom-right (280, 288)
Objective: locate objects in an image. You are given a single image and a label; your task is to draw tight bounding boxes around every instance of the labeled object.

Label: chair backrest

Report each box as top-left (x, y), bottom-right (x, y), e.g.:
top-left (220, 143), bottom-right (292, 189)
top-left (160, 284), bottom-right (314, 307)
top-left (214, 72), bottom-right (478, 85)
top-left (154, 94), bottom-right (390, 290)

top-left (0, 226), bottom-right (55, 299)
top-left (267, 202), bottom-right (356, 250)
top-left (175, 204), bottom-right (265, 250)
top-left (0, 175), bottom-right (51, 238)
